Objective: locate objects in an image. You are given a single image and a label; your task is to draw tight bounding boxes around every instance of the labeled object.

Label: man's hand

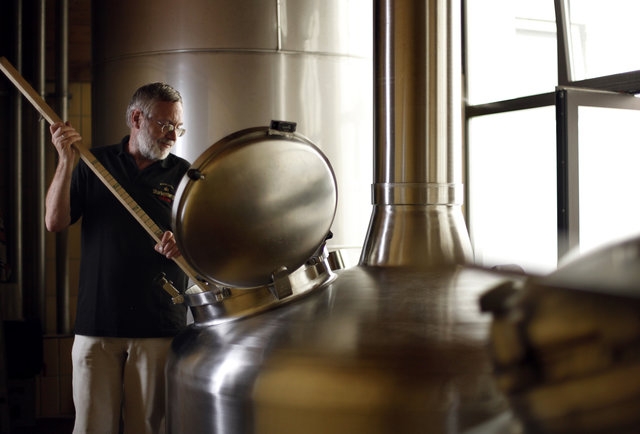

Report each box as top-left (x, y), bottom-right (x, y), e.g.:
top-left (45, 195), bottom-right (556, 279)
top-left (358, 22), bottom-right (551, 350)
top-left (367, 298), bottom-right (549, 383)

top-left (50, 121), bottom-right (81, 163)
top-left (155, 231), bottom-right (182, 259)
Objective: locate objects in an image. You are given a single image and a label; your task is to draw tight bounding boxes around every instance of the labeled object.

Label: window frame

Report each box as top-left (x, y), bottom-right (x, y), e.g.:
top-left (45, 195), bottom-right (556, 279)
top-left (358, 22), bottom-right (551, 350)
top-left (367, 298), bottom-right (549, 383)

top-left (557, 86), bottom-right (640, 258)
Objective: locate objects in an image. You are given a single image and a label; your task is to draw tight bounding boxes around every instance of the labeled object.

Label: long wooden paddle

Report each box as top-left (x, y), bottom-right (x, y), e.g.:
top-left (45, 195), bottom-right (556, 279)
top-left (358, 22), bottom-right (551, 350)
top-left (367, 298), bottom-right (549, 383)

top-left (0, 56), bottom-right (208, 300)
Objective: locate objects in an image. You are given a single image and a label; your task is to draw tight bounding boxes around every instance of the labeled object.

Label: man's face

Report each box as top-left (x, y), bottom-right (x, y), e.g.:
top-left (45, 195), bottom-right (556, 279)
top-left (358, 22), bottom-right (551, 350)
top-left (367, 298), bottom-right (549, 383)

top-left (138, 101), bottom-right (184, 161)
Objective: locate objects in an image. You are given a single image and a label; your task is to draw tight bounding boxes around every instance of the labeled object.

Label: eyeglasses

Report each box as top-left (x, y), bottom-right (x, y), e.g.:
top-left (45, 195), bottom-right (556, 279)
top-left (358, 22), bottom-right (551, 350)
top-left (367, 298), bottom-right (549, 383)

top-left (147, 115), bottom-right (186, 137)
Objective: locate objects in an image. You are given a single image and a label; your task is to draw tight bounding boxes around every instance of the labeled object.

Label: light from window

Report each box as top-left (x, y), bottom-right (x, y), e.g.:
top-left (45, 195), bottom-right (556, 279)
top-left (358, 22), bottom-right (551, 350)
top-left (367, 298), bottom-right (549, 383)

top-left (466, 0), bottom-right (557, 104)
top-left (468, 107), bottom-right (557, 274)
top-left (568, 0), bottom-right (640, 80)
top-left (577, 106), bottom-right (640, 254)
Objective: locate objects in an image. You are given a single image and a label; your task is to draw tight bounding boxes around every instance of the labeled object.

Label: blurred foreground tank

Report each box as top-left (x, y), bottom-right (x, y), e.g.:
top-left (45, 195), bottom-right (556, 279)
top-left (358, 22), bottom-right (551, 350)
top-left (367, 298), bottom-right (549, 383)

top-left (167, 265), bottom-right (512, 433)
top-left (482, 235), bottom-right (640, 434)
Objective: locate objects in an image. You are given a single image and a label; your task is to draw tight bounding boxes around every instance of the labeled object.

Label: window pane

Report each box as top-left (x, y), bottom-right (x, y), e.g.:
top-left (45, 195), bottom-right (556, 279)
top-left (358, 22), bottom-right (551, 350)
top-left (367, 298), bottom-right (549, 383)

top-left (466, 0), bottom-right (557, 105)
top-left (468, 107), bottom-right (557, 274)
top-left (578, 106), bottom-right (640, 254)
top-left (569, 1), bottom-right (640, 80)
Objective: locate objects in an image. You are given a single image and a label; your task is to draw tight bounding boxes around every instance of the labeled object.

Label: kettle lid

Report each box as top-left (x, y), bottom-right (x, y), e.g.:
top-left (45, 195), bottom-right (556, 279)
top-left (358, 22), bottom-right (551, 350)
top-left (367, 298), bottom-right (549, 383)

top-left (172, 122), bottom-right (337, 289)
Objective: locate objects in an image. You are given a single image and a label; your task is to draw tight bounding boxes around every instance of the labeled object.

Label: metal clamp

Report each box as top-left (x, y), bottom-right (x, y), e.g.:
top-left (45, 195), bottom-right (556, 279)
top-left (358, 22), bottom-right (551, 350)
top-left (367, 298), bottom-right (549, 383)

top-left (269, 266), bottom-right (293, 300)
top-left (154, 272), bottom-right (185, 304)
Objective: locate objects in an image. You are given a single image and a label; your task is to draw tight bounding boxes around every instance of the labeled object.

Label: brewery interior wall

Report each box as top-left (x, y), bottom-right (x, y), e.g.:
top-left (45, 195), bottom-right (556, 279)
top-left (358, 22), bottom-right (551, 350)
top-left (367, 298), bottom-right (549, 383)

top-left (1, 0), bottom-right (91, 429)
top-left (0, 81), bottom-right (88, 428)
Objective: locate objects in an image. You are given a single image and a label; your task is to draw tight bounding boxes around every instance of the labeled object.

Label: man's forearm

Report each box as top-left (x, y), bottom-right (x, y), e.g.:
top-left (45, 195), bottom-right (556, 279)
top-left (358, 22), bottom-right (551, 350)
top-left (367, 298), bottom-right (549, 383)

top-left (45, 159), bottom-right (74, 232)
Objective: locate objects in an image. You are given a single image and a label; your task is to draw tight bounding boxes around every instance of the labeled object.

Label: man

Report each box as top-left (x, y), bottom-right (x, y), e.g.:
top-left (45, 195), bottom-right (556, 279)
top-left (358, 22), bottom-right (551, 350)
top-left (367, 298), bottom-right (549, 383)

top-left (45, 82), bottom-right (190, 434)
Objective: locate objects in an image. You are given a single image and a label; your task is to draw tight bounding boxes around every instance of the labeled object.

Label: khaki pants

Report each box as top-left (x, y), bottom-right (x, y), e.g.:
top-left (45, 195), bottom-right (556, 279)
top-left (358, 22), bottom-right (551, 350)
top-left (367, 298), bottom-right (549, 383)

top-left (71, 335), bottom-right (173, 434)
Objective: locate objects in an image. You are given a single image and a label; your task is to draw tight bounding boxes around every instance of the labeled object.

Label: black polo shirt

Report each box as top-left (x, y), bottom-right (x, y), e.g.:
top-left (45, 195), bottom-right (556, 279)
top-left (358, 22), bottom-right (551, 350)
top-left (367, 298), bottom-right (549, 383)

top-left (70, 136), bottom-right (190, 337)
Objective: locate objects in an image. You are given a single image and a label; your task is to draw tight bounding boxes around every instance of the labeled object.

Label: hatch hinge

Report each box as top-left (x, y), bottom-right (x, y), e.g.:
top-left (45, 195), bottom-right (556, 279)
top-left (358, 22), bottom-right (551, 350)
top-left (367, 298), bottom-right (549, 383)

top-left (269, 120), bottom-right (297, 138)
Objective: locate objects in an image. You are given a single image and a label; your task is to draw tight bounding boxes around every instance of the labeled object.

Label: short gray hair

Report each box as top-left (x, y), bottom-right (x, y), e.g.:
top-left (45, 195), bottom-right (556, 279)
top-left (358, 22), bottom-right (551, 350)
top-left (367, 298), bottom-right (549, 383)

top-left (125, 82), bottom-right (183, 127)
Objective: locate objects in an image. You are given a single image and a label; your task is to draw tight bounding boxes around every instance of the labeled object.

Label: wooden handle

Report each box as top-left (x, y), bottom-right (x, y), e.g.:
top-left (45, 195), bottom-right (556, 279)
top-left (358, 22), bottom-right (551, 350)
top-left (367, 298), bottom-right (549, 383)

top-left (0, 57), bottom-right (61, 124)
top-left (0, 56), bottom-right (207, 293)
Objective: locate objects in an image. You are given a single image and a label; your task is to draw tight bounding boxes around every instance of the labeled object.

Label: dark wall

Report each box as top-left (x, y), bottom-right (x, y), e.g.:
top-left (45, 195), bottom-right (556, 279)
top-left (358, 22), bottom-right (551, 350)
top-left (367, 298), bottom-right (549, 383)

top-left (0, 0), bottom-right (91, 318)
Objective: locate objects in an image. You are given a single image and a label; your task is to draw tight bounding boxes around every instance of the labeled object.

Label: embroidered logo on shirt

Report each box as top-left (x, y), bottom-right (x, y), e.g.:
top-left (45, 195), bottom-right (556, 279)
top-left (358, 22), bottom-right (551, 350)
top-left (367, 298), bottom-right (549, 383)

top-left (153, 183), bottom-right (176, 204)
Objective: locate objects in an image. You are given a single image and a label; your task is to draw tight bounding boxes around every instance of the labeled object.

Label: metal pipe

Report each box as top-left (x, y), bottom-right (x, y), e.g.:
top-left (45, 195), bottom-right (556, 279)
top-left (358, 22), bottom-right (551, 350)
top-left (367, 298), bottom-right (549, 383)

top-left (11, 0), bottom-right (24, 319)
top-left (55, 0), bottom-right (71, 334)
top-left (554, 0), bottom-right (573, 85)
top-left (360, 0), bottom-right (472, 267)
top-left (36, 0), bottom-right (47, 326)
top-left (374, 0), bottom-right (394, 185)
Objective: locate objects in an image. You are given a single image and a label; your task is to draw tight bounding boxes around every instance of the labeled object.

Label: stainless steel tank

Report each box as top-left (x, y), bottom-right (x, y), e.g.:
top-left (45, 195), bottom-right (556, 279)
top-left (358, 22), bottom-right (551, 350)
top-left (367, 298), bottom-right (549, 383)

top-left (91, 0), bottom-right (373, 263)
top-left (163, 122), bottom-right (509, 433)
top-left (162, 1), bottom-right (512, 431)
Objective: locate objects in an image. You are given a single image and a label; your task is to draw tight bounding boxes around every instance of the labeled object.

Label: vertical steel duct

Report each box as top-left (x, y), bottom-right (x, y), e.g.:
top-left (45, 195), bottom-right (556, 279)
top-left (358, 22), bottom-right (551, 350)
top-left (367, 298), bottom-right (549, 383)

top-left (55, 0), bottom-right (71, 334)
top-left (359, 0), bottom-right (472, 267)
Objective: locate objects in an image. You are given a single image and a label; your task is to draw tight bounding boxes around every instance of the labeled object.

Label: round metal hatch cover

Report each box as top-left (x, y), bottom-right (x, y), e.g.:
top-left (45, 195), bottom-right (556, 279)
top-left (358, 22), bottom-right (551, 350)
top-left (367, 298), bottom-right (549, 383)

top-left (172, 126), bottom-right (337, 289)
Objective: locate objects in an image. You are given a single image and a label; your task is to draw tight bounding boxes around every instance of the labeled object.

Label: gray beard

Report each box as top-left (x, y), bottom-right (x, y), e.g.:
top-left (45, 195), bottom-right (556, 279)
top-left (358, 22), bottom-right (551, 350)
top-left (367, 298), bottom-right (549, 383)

top-left (138, 126), bottom-right (173, 161)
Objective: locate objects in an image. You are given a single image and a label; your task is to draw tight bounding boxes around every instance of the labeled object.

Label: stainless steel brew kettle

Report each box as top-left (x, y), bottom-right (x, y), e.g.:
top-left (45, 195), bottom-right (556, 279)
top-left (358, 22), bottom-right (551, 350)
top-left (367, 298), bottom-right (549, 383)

top-left (163, 122), bottom-right (512, 434)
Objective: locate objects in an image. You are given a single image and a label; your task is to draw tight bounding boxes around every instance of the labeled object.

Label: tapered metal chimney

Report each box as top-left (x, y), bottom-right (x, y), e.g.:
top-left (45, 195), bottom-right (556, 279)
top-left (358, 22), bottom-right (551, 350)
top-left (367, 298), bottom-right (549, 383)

top-left (360, 0), bottom-right (473, 267)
